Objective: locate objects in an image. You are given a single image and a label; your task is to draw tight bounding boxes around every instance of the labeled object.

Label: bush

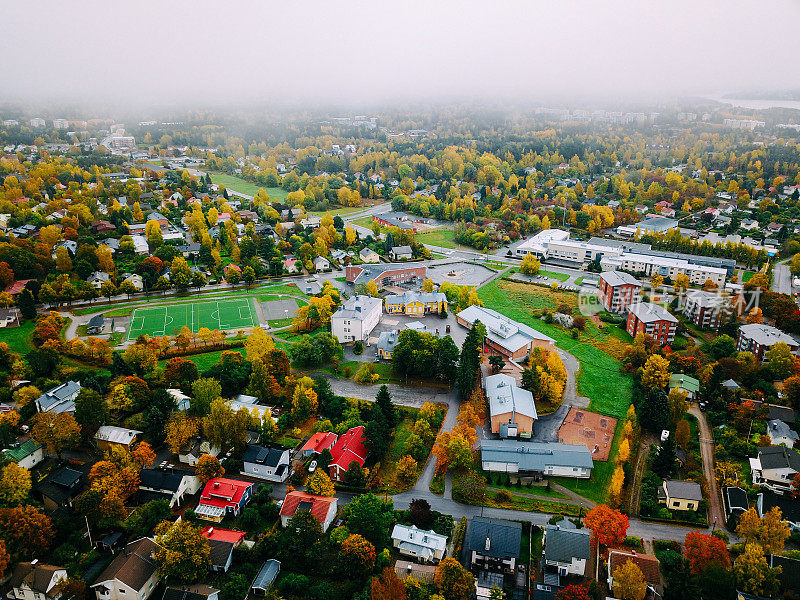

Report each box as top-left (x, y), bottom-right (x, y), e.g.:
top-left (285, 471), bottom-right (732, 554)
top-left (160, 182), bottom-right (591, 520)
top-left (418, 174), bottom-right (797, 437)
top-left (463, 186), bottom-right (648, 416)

top-left (495, 489), bottom-right (512, 503)
top-left (354, 362), bottom-right (379, 384)
top-left (353, 341), bottom-right (364, 355)
top-left (344, 366), bottom-right (352, 377)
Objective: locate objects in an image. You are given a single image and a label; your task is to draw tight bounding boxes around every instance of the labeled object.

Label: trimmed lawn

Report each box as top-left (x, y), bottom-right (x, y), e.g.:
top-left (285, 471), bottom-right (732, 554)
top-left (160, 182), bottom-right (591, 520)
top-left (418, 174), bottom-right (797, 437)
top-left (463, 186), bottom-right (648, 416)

top-left (416, 227), bottom-right (456, 249)
top-left (207, 171), bottom-right (288, 202)
top-left (158, 346), bottom-right (246, 371)
top-left (742, 270), bottom-right (756, 283)
top-left (540, 269), bottom-right (570, 282)
top-left (0, 320), bottom-right (35, 354)
top-left (477, 279), bottom-right (633, 418)
top-left (352, 216), bottom-right (375, 228)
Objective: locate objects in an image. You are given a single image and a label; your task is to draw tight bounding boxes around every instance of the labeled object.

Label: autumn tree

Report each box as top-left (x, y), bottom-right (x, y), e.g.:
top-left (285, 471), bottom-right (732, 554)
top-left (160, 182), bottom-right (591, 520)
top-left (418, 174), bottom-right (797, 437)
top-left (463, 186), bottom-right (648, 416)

top-left (30, 411), bottom-right (81, 457)
top-left (154, 520), bottom-right (211, 583)
top-left (0, 506), bottom-right (55, 558)
top-left (520, 253), bottom-right (541, 275)
top-left (165, 412), bottom-right (199, 454)
top-left (736, 507), bottom-right (790, 554)
top-left (612, 560), bottom-right (647, 600)
top-left (675, 419), bottom-right (690, 451)
top-left (244, 327), bottom-right (275, 361)
top-left (203, 398), bottom-right (252, 450)
top-left (684, 531), bottom-right (730, 574)
top-left (734, 543), bottom-right (780, 596)
top-left (397, 455), bottom-right (418, 481)
top-left (340, 533), bottom-right (376, 576)
top-left (196, 454), bottom-right (225, 483)
top-left (306, 470), bottom-right (335, 496)
top-left (0, 540), bottom-right (8, 579)
top-left (554, 585), bottom-right (591, 600)
top-left (0, 463), bottom-right (31, 505)
top-left (434, 558), bottom-right (475, 600)
top-left (191, 377), bottom-right (222, 415)
top-left (641, 354), bottom-right (670, 390)
top-left (584, 504), bottom-right (629, 548)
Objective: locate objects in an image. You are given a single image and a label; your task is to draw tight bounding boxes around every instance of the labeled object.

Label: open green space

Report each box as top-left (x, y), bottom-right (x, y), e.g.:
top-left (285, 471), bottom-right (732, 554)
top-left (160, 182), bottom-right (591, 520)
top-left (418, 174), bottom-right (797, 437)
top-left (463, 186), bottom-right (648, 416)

top-left (128, 298), bottom-right (256, 340)
top-left (352, 216), bottom-right (375, 228)
top-left (416, 227), bottom-right (456, 249)
top-left (308, 206), bottom-right (368, 217)
top-left (477, 279), bottom-right (633, 419)
top-left (539, 269), bottom-right (570, 282)
top-left (742, 270), bottom-right (756, 282)
top-left (0, 320), bottom-right (35, 353)
top-left (207, 171), bottom-right (288, 202)
top-left (158, 346), bottom-right (246, 371)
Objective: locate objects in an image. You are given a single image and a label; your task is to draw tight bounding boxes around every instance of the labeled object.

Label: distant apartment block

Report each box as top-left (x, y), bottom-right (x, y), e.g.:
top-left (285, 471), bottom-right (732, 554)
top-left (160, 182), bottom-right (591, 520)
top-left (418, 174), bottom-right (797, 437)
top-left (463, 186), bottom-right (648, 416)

top-left (737, 323), bottom-right (799, 362)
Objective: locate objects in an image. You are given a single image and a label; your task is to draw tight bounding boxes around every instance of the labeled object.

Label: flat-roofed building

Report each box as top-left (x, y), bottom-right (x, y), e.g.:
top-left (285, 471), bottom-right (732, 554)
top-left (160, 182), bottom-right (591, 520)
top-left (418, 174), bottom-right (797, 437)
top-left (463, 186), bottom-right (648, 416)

top-left (737, 323), bottom-right (799, 363)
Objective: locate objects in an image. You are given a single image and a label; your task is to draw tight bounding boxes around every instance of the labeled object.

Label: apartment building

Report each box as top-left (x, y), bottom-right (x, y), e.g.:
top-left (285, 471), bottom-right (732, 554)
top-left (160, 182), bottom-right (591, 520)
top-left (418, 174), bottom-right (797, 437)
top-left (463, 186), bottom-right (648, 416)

top-left (626, 303), bottom-right (678, 346)
top-left (598, 271), bottom-right (642, 314)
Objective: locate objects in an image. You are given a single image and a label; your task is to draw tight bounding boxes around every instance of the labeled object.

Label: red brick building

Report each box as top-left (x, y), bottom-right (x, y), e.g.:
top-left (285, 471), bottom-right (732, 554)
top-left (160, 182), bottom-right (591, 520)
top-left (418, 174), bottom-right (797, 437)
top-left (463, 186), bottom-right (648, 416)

top-left (626, 303), bottom-right (678, 346)
top-left (598, 271), bottom-right (642, 314)
top-left (346, 264), bottom-right (427, 290)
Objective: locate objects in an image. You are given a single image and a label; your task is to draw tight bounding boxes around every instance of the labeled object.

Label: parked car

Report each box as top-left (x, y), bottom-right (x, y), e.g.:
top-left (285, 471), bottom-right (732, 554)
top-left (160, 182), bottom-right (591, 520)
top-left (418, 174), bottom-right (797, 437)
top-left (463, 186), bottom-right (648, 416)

top-left (308, 460), bottom-right (317, 474)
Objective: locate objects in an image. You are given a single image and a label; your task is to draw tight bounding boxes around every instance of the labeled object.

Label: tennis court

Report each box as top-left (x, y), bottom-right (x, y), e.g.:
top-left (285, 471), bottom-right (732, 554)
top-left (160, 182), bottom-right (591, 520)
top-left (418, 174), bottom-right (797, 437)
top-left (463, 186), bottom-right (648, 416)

top-left (127, 298), bottom-right (257, 340)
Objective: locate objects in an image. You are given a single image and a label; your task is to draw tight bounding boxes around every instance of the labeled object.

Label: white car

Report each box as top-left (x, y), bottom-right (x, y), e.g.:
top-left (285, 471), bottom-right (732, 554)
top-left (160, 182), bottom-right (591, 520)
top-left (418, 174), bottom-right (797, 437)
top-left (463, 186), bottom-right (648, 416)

top-left (308, 460), bottom-right (317, 474)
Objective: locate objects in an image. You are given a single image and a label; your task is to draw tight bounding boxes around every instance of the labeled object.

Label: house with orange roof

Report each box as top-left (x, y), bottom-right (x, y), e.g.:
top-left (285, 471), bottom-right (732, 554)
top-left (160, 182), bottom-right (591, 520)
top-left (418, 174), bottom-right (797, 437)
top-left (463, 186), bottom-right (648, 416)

top-left (279, 491), bottom-right (338, 531)
top-left (299, 432), bottom-right (338, 458)
top-left (328, 425), bottom-right (368, 482)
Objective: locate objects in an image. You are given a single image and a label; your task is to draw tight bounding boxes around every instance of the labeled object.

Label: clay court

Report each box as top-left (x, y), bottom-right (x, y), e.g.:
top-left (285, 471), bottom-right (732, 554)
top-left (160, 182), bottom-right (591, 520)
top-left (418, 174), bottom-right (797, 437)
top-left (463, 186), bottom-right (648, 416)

top-left (557, 407), bottom-right (617, 461)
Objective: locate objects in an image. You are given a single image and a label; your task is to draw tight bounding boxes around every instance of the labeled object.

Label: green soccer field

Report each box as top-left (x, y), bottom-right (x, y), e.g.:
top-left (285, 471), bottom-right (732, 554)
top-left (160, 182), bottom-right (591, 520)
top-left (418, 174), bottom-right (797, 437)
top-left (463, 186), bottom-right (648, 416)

top-left (127, 298), bottom-right (257, 340)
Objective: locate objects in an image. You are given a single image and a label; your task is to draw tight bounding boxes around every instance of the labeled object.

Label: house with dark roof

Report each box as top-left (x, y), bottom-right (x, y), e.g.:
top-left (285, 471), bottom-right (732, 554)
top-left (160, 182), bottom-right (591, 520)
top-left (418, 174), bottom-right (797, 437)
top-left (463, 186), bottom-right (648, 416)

top-left (90, 537), bottom-right (162, 600)
top-left (724, 486), bottom-right (749, 522)
top-left (464, 517), bottom-right (522, 575)
top-left (250, 560), bottom-right (281, 597)
top-left (658, 479), bottom-right (703, 511)
top-left (767, 419), bottom-right (798, 447)
top-left (196, 478), bottom-right (254, 523)
top-left (8, 561), bottom-right (68, 600)
top-left (87, 315), bottom-right (108, 335)
top-left (34, 465), bottom-right (86, 511)
top-left (750, 446), bottom-right (800, 494)
top-left (138, 466), bottom-right (200, 508)
top-left (162, 585), bottom-right (219, 600)
top-left (242, 443), bottom-right (291, 482)
top-left (178, 437), bottom-right (220, 467)
top-left (328, 426), bottom-right (368, 482)
top-left (543, 524), bottom-right (591, 577)
top-left (769, 554), bottom-right (800, 597)
top-left (201, 528), bottom-right (244, 573)
top-left (279, 491), bottom-right (338, 532)
top-left (395, 560), bottom-right (437, 585)
top-left (532, 582), bottom-right (564, 600)
top-left (3, 438), bottom-right (44, 469)
top-left (757, 490), bottom-right (800, 530)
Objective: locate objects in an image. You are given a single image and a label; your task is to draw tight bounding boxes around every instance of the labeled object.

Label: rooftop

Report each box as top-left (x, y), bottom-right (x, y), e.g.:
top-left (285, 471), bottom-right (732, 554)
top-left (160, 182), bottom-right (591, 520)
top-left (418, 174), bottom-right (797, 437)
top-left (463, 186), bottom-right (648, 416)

top-left (628, 302), bottom-right (678, 324)
top-left (739, 323), bottom-right (797, 347)
top-left (485, 373), bottom-right (537, 421)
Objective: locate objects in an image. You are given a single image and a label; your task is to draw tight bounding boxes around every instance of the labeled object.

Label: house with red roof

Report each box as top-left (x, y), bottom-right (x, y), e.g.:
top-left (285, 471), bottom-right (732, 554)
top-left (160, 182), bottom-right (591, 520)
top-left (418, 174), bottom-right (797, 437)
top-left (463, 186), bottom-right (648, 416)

top-left (201, 526), bottom-right (247, 573)
top-left (299, 432), bottom-right (338, 458)
top-left (279, 491), bottom-right (338, 532)
top-left (328, 425), bottom-right (368, 482)
top-left (196, 478), bottom-right (254, 523)
top-left (4, 279), bottom-right (34, 296)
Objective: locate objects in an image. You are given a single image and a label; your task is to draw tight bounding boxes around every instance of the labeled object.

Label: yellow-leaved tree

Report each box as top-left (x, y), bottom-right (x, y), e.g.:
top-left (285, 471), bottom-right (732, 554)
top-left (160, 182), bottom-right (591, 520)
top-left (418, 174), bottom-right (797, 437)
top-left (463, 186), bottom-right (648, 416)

top-left (306, 470), bottom-right (335, 496)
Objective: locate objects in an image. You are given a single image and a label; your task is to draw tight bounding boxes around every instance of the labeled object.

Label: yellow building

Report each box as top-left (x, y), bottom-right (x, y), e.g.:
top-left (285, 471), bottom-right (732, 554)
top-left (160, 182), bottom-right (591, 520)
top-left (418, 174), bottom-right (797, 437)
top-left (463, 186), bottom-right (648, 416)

top-left (385, 291), bottom-right (447, 316)
top-left (658, 479), bottom-right (702, 511)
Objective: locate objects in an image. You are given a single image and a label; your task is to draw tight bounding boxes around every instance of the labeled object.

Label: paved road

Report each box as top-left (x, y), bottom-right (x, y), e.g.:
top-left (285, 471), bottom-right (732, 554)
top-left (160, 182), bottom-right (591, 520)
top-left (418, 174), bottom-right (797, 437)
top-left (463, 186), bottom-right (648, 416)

top-left (772, 260), bottom-right (791, 295)
top-left (690, 405), bottom-right (725, 529)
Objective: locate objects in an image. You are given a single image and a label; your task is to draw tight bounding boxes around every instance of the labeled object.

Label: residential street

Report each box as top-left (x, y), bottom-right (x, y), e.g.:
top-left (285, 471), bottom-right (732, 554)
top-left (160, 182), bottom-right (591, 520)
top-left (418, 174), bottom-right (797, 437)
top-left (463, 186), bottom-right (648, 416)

top-left (690, 405), bottom-right (726, 529)
top-left (772, 259), bottom-right (791, 295)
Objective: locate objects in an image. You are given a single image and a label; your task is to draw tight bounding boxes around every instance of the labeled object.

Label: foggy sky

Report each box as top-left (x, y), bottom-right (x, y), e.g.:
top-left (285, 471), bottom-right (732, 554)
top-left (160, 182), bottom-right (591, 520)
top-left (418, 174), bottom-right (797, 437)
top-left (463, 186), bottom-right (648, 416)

top-left (2, 0), bottom-right (798, 108)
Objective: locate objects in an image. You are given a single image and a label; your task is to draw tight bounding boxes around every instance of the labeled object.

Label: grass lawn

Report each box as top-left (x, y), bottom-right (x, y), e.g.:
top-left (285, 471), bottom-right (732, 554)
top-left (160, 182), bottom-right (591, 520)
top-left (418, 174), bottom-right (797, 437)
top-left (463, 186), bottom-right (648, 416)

top-left (378, 408), bottom-right (425, 493)
top-left (539, 269), bottom-right (570, 282)
top-left (478, 279), bottom-right (633, 417)
top-left (352, 216), bottom-right (375, 228)
top-left (742, 270), bottom-right (756, 282)
top-left (487, 483), bottom-right (568, 500)
top-left (207, 171), bottom-right (288, 202)
top-left (416, 227), bottom-right (456, 249)
top-left (328, 360), bottom-right (403, 384)
top-left (0, 320), bottom-right (35, 353)
top-left (158, 346), bottom-right (246, 371)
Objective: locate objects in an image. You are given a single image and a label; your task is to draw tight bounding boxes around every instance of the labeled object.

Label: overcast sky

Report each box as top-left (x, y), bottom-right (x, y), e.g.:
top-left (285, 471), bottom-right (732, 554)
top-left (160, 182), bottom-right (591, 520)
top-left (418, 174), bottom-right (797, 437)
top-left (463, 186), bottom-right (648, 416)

top-left (2, 0), bottom-right (798, 108)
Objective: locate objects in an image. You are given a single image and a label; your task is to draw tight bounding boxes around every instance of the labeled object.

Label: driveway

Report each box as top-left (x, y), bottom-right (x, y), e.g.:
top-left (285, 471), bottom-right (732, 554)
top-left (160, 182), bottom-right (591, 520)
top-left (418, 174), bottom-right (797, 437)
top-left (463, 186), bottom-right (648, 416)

top-left (772, 260), bottom-right (792, 295)
top-left (533, 348), bottom-right (590, 442)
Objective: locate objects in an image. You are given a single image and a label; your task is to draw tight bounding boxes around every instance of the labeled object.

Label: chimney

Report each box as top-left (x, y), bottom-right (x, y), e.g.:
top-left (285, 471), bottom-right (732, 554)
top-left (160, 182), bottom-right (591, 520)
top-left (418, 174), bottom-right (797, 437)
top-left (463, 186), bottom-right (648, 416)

top-left (485, 537), bottom-right (491, 552)
top-left (208, 528), bottom-right (214, 535)
top-left (31, 559), bottom-right (38, 565)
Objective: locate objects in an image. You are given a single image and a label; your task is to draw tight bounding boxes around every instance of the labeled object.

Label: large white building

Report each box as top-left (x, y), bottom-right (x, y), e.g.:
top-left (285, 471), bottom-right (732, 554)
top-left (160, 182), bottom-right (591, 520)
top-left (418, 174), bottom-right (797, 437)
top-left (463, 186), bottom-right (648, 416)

top-left (331, 295), bottom-right (382, 343)
top-left (515, 229), bottom-right (570, 258)
top-left (52, 119), bottom-right (69, 129)
top-left (601, 252), bottom-right (726, 287)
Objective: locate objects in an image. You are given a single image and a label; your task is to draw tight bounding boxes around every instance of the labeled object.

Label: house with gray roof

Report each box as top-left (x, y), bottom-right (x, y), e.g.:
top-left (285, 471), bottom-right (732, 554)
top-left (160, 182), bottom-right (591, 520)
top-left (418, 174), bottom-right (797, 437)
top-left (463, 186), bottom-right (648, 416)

top-left (768, 419), bottom-right (799, 448)
top-left (391, 524), bottom-right (448, 563)
top-left (724, 486), bottom-right (749, 521)
top-left (480, 439), bottom-right (594, 478)
top-left (250, 560), bottom-right (280, 596)
top-left (543, 524), bottom-right (591, 577)
top-left (376, 330), bottom-right (400, 360)
top-left (331, 295), bottom-right (382, 343)
top-left (658, 479), bottom-right (703, 511)
top-left (457, 305), bottom-right (555, 361)
top-left (35, 381), bottom-right (81, 414)
top-left (465, 517), bottom-right (522, 575)
top-left (750, 446), bottom-right (800, 494)
top-left (390, 245), bottom-right (413, 261)
top-left (485, 373), bottom-right (536, 439)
